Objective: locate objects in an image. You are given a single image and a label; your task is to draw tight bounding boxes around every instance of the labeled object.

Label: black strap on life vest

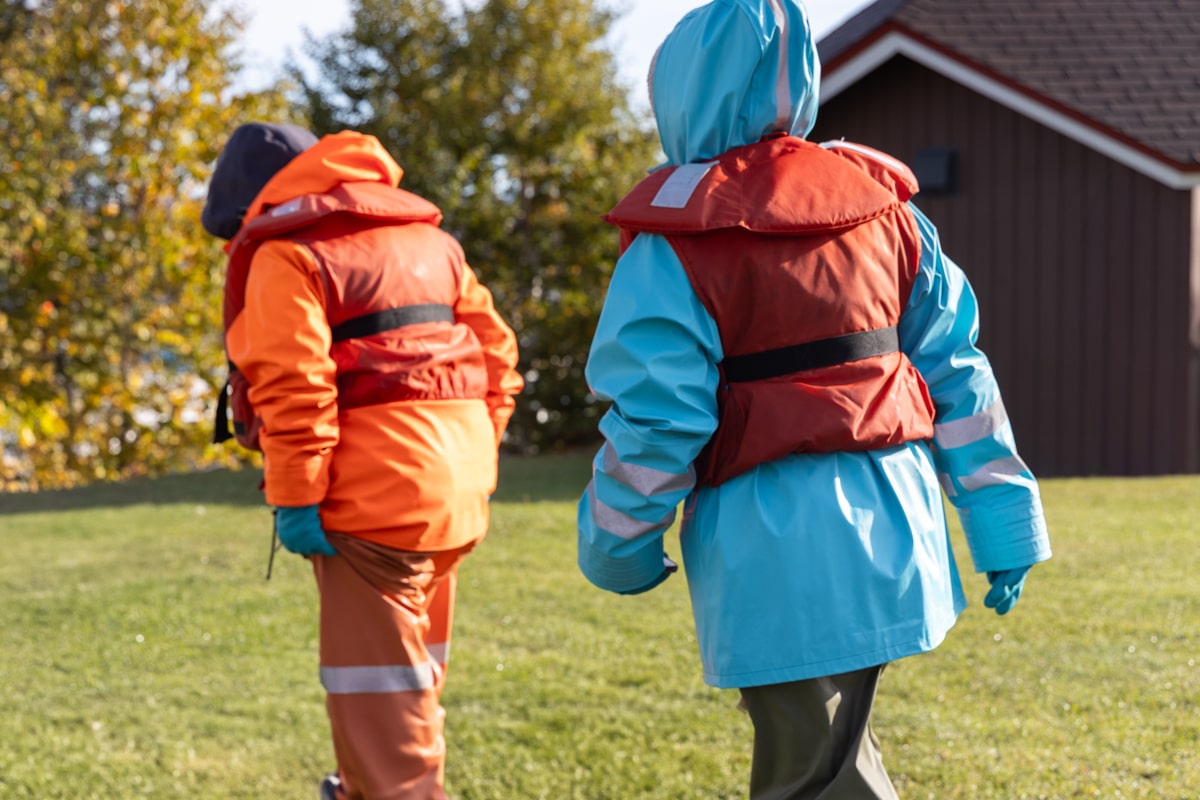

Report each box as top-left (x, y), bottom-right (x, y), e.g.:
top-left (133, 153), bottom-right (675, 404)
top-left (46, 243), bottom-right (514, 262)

top-left (213, 303), bottom-right (457, 444)
top-left (330, 303), bottom-right (455, 342)
top-left (722, 325), bottom-right (900, 383)
top-left (214, 370), bottom-right (235, 444)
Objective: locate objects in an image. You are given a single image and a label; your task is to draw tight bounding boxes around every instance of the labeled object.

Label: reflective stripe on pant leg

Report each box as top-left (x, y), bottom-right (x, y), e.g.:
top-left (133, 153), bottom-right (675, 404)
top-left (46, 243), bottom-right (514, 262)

top-left (313, 536), bottom-right (475, 800)
top-left (424, 547), bottom-right (462, 697)
top-left (738, 665), bottom-right (899, 800)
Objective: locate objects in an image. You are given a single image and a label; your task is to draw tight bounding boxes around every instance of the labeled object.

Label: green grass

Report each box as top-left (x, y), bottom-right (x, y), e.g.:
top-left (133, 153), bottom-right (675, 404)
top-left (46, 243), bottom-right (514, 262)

top-left (1, 458), bottom-right (1197, 799)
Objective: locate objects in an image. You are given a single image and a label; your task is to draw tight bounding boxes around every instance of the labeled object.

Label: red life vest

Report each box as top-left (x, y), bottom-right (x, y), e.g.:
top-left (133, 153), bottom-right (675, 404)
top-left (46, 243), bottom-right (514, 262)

top-left (217, 181), bottom-right (489, 450)
top-left (605, 136), bottom-right (935, 486)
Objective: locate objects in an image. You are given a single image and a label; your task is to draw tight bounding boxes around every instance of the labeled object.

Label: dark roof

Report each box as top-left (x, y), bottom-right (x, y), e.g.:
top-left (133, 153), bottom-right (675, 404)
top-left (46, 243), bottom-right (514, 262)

top-left (818, 0), bottom-right (1200, 166)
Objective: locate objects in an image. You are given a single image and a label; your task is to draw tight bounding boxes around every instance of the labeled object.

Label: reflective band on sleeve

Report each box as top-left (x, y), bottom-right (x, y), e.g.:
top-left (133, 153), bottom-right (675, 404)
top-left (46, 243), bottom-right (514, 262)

top-left (320, 663), bottom-right (435, 694)
top-left (588, 481), bottom-right (678, 540)
top-left (934, 399), bottom-right (1009, 449)
top-left (958, 457), bottom-right (1034, 492)
top-left (937, 472), bottom-right (957, 498)
top-left (602, 443), bottom-right (695, 496)
top-left (651, 162), bottom-right (718, 209)
top-left (426, 643), bottom-right (449, 665)
top-left (766, 0), bottom-right (792, 131)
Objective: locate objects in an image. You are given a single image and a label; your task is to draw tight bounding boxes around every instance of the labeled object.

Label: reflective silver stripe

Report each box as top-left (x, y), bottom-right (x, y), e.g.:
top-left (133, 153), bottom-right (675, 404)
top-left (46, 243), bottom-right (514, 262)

top-left (426, 643), bottom-right (449, 665)
top-left (588, 480), bottom-right (677, 540)
top-left (935, 399), bottom-right (1009, 449)
top-left (820, 140), bottom-right (910, 174)
top-left (958, 457), bottom-right (1033, 492)
top-left (937, 472), bottom-right (957, 498)
top-left (602, 443), bottom-right (695, 496)
top-left (651, 161), bottom-right (718, 208)
top-left (320, 663), bottom-right (435, 694)
top-left (766, 0), bottom-right (792, 131)
top-left (268, 197), bottom-right (303, 217)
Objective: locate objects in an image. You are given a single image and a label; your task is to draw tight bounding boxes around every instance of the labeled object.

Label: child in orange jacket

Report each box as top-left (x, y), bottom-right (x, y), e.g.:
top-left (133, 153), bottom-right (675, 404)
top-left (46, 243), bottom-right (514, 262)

top-left (202, 122), bottom-right (523, 800)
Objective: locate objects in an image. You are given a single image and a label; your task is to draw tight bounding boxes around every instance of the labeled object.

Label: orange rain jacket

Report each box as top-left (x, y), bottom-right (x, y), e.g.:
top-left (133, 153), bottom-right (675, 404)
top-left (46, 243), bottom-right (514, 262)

top-left (225, 132), bottom-right (523, 552)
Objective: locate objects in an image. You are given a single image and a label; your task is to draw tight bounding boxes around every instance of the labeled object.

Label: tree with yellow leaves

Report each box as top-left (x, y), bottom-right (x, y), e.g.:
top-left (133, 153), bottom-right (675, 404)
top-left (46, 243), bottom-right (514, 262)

top-left (0, 0), bottom-right (291, 489)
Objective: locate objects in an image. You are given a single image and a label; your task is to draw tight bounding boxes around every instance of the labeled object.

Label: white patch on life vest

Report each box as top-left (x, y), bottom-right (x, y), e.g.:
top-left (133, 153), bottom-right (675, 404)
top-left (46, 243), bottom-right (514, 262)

top-left (650, 161), bottom-right (718, 209)
top-left (269, 197), bottom-right (303, 217)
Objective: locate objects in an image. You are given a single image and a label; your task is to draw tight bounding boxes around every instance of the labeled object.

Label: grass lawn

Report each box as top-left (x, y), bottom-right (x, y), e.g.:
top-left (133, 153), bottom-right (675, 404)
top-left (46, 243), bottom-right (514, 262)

top-left (0, 455), bottom-right (1197, 799)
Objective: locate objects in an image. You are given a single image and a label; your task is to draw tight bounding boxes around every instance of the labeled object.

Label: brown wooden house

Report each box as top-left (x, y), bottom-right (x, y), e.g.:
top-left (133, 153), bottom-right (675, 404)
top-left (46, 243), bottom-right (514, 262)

top-left (812, 0), bottom-right (1200, 476)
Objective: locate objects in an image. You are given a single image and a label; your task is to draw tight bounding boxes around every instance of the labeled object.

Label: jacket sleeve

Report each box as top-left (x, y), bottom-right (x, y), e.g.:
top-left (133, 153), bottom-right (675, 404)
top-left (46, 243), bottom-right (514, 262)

top-left (225, 240), bottom-right (339, 507)
top-left (577, 234), bottom-right (722, 593)
top-left (455, 264), bottom-right (523, 446)
top-left (898, 204), bottom-right (1051, 573)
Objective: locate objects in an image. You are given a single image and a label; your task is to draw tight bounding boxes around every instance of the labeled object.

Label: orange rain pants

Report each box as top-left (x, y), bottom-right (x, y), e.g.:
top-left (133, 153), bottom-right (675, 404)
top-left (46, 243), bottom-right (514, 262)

top-left (312, 533), bottom-right (477, 800)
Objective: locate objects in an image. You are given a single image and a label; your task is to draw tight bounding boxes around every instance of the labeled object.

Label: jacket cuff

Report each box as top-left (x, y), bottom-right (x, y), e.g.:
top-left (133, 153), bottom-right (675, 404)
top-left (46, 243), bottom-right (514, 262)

top-left (578, 534), bottom-right (668, 595)
top-left (263, 457), bottom-right (329, 507)
top-left (959, 495), bottom-right (1052, 572)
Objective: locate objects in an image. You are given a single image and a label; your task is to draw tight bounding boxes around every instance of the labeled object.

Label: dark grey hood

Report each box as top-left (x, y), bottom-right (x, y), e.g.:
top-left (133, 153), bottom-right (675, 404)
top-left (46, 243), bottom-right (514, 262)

top-left (201, 122), bottom-right (318, 240)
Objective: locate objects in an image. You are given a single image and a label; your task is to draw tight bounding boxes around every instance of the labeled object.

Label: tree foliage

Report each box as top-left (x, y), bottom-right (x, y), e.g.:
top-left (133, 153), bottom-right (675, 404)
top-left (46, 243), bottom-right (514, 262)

top-left (300, 0), bottom-right (659, 452)
top-left (0, 0), bottom-right (291, 490)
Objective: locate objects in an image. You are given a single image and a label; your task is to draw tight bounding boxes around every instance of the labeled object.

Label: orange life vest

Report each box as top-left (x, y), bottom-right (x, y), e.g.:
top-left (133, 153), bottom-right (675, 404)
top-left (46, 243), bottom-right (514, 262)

top-left (217, 181), bottom-right (489, 450)
top-left (605, 136), bottom-right (935, 486)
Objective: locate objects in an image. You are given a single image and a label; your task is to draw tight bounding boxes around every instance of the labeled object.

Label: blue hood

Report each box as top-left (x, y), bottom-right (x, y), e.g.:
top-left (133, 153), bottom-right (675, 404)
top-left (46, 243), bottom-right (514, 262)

top-left (650, 0), bottom-right (821, 165)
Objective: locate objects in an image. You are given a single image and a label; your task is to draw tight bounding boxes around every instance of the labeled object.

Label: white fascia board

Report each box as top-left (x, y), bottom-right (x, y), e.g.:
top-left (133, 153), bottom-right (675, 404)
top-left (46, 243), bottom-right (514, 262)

top-left (820, 31), bottom-right (1200, 190)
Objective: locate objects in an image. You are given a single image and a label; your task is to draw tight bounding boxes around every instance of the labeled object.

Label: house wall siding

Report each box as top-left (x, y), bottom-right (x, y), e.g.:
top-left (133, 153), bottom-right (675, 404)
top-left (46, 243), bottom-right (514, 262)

top-left (810, 56), bottom-right (1194, 476)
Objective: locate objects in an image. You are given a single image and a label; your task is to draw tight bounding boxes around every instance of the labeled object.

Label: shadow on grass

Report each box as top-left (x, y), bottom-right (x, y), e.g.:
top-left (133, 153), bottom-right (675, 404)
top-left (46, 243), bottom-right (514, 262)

top-left (0, 452), bottom-right (597, 515)
top-left (0, 467), bottom-right (268, 515)
top-left (491, 451), bottom-right (594, 504)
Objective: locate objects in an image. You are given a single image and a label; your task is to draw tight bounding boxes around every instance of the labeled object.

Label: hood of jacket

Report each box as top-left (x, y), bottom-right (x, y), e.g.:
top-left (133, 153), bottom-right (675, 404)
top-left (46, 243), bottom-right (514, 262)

top-left (201, 122), bottom-right (319, 240)
top-left (650, 0), bottom-right (821, 166)
top-left (239, 131), bottom-right (406, 228)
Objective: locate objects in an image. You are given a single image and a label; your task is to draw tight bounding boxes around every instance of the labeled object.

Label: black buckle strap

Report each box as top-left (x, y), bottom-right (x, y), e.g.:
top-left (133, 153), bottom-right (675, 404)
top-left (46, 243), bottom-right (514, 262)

top-left (722, 325), bottom-right (900, 383)
top-left (330, 303), bottom-right (455, 342)
top-left (215, 304), bottom-right (456, 445)
top-left (212, 374), bottom-right (233, 444)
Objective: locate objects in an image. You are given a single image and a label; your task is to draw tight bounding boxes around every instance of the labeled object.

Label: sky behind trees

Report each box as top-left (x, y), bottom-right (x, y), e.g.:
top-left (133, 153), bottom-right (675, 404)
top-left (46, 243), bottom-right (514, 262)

top-left (235, 0), bottom-right (875, 95)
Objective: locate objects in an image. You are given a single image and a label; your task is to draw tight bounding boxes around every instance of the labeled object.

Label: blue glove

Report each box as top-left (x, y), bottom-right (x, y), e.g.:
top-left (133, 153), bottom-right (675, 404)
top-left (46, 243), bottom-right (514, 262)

top-left (984, 566), bottom-right (1030, 615)
top-left (274, 505), bottom-right (336, 557)
top-left (617, 555), bottom-right (679, 596)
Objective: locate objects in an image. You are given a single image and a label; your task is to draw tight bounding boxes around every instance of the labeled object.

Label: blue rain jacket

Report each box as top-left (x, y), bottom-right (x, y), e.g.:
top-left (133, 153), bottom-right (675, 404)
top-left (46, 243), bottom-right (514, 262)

top-left (577, 0), bottom-right (1051, 689)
